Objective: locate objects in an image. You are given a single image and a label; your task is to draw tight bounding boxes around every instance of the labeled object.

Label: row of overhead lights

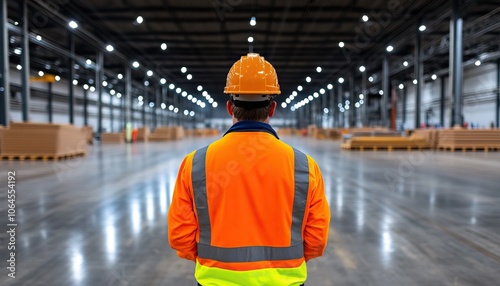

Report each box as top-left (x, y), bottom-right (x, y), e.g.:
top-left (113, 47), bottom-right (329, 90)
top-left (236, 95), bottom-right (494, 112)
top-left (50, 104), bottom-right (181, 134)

top-left (66, 19), bottom-right (217, 108)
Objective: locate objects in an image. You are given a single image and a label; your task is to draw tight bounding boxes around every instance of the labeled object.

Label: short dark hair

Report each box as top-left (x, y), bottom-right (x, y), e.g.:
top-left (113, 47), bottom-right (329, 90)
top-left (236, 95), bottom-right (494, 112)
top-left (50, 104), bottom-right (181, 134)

top-left (232, 102), bottom-right (272, 121)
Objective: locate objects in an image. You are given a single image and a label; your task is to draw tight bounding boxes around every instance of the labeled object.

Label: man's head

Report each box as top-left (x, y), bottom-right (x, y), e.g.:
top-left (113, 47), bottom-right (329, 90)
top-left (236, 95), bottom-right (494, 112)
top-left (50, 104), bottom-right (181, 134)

top-left (224, 53), bottom-right (280, 123)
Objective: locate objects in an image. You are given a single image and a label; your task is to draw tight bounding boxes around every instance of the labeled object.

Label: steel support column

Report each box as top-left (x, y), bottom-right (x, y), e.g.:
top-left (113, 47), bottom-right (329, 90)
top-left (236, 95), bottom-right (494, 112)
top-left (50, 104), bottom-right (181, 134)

top-left (496, 58), bottom-right (499, 127)
top-left (154, 84), bottom-right (160, 128)
top-left (20, 0), bottom-right (30, 122)
top-left (110, 95), bottom-right (114, 132)
top-left (382, 54), bottom-right (390, 128)
top-left (96, 52), bottom-right (104, 136)
top-left (361, 71), bottom-right (367, 126)
top-left (449, 0), bottom-right (464, 127)
top-left (68, 31), bottom-right (75, 124)
top-left (402, 86), bottom-right (407, 129)
top-left (0, 0), bottom-right (9, 126)
top-left (337, 84), bottom-right (343, 127)
top-left (48, 82), bottom-right (52, 122)
top-left (440, 76), bottom-right (446, 127)
top-left (125, 67), bottom-right (132, 128)
top-left (142, 89), bottom-right (146, 127)
top-left (349, 71), bottom-right (355, 127)
top-left (83, 89), bottom-right (88, 126)
top-left (415, 23), bottom-right (423, 128)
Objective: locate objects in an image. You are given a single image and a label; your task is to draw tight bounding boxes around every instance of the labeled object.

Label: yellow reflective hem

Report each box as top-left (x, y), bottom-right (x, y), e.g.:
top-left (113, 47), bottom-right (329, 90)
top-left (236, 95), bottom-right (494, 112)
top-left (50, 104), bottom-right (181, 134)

top-left (195, 261), bottom-right (307, 286)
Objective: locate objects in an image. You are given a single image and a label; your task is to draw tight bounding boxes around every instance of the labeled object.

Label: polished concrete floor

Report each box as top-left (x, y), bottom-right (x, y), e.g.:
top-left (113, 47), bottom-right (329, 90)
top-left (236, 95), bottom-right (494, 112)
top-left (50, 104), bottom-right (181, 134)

top-left (1, 135), bottom-right (500, 286)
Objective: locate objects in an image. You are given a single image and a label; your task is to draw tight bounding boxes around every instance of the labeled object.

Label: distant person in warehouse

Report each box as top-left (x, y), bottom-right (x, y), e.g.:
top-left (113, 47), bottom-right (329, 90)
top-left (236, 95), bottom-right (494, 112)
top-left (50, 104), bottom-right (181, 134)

top-left (168, 53), bottom-right (330, 286)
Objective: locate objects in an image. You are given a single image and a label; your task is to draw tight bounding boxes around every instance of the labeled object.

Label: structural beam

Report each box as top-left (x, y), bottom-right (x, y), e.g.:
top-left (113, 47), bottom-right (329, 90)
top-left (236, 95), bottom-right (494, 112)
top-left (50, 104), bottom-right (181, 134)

top-left (382, 54), bottom-right (390, 127)
top-left (68, 31), bottom-right (75, 124)
top-left (0, 0), bottom-right (9, 126)
top-left (20, 0), bottom-right (30, 122)
top-left (449, 0), bottom-right (464, 127)
top-left (415, 22), bottom-right (423, 128)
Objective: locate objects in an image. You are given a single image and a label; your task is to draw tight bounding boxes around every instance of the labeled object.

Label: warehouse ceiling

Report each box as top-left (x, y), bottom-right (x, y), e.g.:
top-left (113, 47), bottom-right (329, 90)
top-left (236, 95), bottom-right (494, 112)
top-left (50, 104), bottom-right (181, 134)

top-left (6, 0), bottom-right (500, 113)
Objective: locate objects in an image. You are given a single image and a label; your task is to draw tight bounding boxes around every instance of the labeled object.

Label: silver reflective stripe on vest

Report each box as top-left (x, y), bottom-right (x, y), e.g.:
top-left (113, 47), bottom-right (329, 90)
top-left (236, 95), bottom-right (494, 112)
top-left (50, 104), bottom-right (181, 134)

top-left (191, 145), bottom-right (310, 262)
top-left (291, 148), bottom-right (309, 245)
top-left (192, 146), bottom-right (211, 244)
top-left (197, 243), bottom-right (304, 263)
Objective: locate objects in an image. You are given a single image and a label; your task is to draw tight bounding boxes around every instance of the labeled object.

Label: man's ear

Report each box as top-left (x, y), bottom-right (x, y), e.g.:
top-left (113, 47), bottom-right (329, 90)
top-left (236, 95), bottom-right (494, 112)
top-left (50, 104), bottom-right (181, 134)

top-left (226, 100), bottom-right (233, 117)
top-left (269, 101), bottom-right (277, 118)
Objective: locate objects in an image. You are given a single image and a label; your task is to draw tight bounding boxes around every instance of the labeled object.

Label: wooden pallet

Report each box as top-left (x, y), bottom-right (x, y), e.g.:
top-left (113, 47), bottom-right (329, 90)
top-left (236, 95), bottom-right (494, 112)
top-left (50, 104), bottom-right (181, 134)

top-left (437, 145), bottom-right (500, 152)
top-left (341, 143), bottom-right (429, 151)
top-left (341, 136), bottom-right (430, 151)
top-left (1, 152), bottom-right (86, 161)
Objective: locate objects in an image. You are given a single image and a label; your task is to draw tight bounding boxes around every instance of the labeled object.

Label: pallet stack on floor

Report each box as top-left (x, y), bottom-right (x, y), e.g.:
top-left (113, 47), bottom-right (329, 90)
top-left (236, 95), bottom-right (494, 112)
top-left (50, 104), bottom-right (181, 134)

top-left (82, 126), bottom-right (94, 144)
top-left (412, 129), bottom-right (438, 149)
top-left (149, 126), bottom-right (185, 141)
top-left (341, 127), bottom-right (429, 151)
top-left (136, 127), bottom-right (150, 142)
top-left (436, 129), bottom-right (500, 151)
top-left (341, 136), bottom-right (429, 151)
top-left (1, 122), bottom-right (87, 160)
top-left (101, 132), bottom-right (125, 143)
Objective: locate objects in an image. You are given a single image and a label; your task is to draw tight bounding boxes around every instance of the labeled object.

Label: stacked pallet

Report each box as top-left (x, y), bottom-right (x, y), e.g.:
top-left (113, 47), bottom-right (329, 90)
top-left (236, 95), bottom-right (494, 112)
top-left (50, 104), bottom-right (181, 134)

top-left (0, 126), bottom-right (5, 155)
top-left (341, 136), bottom-right (429, 151)
top-left (277, 128), bottom-right (294, 136)
top-left (137, 127), bottom-right (150, 142)
top-left (351, 130), bottom-right (401, 137)
top-left (149, 126), bottom-right (185, 141)
top-left (325, 129), bottom-right (342, 140)
top-left (307, 125), bottom-right (318, 137)
top-left (412, 129), bottom-right (438, 149)
top-left (82, 126), bottom-right (94, 144)
top-left (1, 122), bottom-right (87, 160)
top-left (437, 129), bottom-right (500, 151)
top-left (101, 133), bottom-right (125, 143)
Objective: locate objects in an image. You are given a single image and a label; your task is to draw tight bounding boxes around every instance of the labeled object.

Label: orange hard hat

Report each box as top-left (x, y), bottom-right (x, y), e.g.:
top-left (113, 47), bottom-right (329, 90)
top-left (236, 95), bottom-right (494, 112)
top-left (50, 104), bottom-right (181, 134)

top-left (224, 53), bottom-right (280, 96)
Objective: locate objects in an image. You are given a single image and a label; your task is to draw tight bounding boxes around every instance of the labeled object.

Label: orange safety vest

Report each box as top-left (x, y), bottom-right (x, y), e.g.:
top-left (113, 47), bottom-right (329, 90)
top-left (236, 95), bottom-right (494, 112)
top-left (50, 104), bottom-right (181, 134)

top-left (168, 123), bottom-right (330, 286)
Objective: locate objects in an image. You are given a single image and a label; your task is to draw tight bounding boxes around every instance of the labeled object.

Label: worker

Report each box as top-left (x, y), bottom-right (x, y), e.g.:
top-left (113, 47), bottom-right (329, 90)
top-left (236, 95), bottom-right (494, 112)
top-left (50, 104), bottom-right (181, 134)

top-left (168, 53), bottom-right (330, 286)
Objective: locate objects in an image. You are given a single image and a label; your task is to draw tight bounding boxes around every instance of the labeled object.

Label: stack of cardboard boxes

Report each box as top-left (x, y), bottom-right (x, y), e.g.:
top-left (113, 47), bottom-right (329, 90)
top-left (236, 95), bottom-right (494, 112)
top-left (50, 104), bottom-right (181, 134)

top-left (1, 122), bottom-right (87, 159)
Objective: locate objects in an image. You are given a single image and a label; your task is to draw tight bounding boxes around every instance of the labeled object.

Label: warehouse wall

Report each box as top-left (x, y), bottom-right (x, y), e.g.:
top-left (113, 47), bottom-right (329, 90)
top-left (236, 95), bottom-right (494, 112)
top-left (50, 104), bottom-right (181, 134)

top-left (400, 62), bottom-right (498, 129)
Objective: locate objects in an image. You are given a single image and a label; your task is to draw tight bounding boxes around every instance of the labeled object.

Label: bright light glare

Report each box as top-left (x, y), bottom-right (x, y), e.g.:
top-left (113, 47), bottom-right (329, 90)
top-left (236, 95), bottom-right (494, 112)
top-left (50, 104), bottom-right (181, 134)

top-left (68, 21), bottom-right (78, 29)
